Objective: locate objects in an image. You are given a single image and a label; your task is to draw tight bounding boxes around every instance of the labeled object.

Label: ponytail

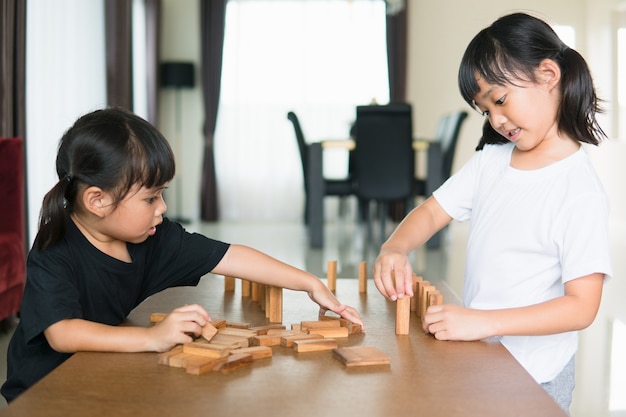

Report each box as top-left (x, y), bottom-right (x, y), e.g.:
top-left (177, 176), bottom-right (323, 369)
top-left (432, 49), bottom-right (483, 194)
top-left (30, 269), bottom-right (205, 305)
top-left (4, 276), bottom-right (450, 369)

top-left (35, 173), bottom-right (76, 251)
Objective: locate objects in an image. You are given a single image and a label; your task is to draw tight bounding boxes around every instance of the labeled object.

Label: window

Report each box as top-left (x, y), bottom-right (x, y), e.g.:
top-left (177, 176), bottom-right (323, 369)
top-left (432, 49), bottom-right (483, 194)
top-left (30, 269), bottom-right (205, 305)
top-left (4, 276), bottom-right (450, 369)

top-left (215, 0), bottom-right (389, 220)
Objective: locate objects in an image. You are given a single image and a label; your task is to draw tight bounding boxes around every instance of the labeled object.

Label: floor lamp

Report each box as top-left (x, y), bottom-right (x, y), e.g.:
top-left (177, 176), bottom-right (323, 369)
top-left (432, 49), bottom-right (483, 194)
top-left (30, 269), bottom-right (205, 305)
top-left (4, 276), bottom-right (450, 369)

top-left (161, 62), bottom-right (195, 224)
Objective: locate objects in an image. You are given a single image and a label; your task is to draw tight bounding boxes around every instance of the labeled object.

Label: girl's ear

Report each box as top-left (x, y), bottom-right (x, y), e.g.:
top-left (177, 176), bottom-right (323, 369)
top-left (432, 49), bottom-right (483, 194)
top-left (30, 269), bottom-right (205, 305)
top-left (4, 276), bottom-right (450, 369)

top-left (82, 186), bottom-right (112, 218)
top-left (537, 58), bottom-right (561, 90)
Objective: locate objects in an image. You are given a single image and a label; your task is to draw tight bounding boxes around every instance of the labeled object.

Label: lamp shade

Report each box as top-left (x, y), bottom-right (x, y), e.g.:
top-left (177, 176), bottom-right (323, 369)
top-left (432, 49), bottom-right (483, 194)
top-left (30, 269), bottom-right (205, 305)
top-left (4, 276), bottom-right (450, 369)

top-left (161, 62), bottom-right (195, 88)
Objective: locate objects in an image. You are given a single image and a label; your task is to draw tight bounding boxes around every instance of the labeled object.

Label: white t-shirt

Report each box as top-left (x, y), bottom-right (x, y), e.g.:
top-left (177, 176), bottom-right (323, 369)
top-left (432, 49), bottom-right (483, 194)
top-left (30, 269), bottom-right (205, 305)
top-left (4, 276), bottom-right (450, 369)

top-left (433, 142), bottom-right (612, 383)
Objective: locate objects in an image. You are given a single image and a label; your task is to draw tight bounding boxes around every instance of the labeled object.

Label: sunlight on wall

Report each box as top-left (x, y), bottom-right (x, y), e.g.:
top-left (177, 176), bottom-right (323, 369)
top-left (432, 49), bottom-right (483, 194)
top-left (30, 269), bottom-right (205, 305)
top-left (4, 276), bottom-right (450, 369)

top-left (609, 318), bottom-right (626, 411)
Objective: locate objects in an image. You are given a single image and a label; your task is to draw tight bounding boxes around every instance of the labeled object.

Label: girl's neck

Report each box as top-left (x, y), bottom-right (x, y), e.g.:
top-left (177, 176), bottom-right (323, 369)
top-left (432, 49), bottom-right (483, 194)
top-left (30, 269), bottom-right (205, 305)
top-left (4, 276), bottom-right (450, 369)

top-left (510, 136), bottom-right (580, 170)
top-left (70, 213), bottom-right (132, 263)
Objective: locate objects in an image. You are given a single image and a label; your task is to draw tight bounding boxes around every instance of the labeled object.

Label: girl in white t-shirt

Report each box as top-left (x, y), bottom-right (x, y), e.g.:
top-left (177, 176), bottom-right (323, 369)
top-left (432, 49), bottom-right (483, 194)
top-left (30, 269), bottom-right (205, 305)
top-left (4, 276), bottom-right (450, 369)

top-left (373, 12), bottom-right (611, 414)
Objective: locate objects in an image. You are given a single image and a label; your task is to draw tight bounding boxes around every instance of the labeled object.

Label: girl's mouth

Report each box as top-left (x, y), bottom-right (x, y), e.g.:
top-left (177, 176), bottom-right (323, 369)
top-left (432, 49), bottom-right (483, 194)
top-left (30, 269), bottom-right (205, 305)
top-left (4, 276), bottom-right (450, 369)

top-left (507, 128), bottom-right (521, 141)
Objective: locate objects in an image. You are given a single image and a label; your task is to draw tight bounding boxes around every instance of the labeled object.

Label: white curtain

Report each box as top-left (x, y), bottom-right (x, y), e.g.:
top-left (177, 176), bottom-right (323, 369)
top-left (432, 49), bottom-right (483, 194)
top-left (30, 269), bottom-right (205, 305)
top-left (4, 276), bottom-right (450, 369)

top-left (216, 0), bottom-right (389, 221)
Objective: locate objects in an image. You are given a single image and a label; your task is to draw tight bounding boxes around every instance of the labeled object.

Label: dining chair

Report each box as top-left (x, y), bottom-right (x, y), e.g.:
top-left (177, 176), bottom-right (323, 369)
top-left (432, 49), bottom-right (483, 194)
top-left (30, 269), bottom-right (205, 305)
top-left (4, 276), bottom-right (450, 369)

top-left (286, 111), bottom-right (354, 226)
top-left (353, 103), bottom-right (414, 242)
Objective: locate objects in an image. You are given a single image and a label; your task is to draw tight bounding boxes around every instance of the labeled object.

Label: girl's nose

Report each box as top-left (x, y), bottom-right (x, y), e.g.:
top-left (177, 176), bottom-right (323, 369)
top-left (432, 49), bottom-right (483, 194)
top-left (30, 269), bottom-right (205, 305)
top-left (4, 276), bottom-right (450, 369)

top-left (489, 110), bottom-right (507, 129)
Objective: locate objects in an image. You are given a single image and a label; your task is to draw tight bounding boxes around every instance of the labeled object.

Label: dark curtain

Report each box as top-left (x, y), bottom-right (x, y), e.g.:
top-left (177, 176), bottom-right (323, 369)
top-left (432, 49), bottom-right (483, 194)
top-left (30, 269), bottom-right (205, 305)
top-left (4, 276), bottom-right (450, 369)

top-left (105, 0), bottom-right (133, 110)
top-left (199, 0), bottom-right (226, 221)
top-left (145, 0), bottom-right (160, 125)
top-left (0, 0), bottom-right (27, 244)
top-left (386, 2), bottom-right (408, 103)
top-left (0, 0), bottom-right (26, 138)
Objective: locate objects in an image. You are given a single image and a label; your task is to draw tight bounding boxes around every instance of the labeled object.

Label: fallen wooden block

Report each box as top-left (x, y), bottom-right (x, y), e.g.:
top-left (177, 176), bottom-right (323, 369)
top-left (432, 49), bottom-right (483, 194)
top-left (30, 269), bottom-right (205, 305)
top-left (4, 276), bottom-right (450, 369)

top-left (234, 346), bottom-right (273, 360)
top-left (157, 345), bottom-right (183, 365)
top-left (168, 352), bottom-right (198, 368)
top-left (249, 324), bottom-right (286, 335)
top-left (183, 342), bottom-right (229, 359)
top-left (225, 321), bottom-right (251, 329)
top-left (210, 318), bottom-right (227, 329)
top-left (218, 327), bottom-right (258, 340)
top-left (252, 334), bottom-right (284, 347)
top-left (307, 327), bottom-right (349, 339)
top-left (150, 312), bottom-right (167, 324)
top-left (332, 346), bottom-right (391, 367)
top-left (209, 333), bottom-right (250, 349)
top-left (214, 353), bottom-right (254, 374)
top-left (185, 356), bottom-right (227, 376)
top-left (321, 316), bottom-right (362, 334)
top-left (280, 333), bottom-right (324, 348)
top-left (293, 338), bottom-right (338, 352)
top-left (301, 320), bottom-right (341, 330)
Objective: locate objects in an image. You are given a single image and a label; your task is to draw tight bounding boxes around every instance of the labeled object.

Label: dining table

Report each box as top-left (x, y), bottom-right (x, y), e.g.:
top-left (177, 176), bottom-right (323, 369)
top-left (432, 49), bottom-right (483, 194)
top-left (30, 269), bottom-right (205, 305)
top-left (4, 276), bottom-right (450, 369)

top-left (0, 275), bottom-right (566, 417)
top-left (307, 138), bottom-right (444, 248)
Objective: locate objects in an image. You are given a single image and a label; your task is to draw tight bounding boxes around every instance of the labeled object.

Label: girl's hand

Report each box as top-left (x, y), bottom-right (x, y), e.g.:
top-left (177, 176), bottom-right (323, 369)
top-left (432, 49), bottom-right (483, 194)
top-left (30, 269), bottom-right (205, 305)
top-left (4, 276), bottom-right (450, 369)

top-left (147, 304), bottom-right (211, 352)
top-left (307, 281), bottom-right (365, 331)
top-left (422, 304), bottom-right (494, 341)
top-left (373, 250), bottom-right (414, 301)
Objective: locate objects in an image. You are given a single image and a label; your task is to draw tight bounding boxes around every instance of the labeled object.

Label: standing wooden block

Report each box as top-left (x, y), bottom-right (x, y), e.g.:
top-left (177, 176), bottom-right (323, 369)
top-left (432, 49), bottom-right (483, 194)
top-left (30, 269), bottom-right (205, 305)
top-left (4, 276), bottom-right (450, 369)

top-left (327, 260), bottom-right (337, 292)
top-left (358, 261), bottom-right (368, 293)
top-left (415, 280), bottom-right (431, 318)
top-left (268, 286), bottom-right (283, 323)
top-left (224, 276), bottom-right (236, 292)
top-left (427, 291), bottom-right (443, 309)
top-left (241, 279), bottom-right (251, 297)
top-left (395, 295), bottom-right (411, 335)
top-left (259, 284), bottom-right (266, 311)
top-left (251, 282), bottom-right (259, 302)
top-left (410, 275), bottom-right (423, 312)
top-left (419, 285), bottom-right (436, 319)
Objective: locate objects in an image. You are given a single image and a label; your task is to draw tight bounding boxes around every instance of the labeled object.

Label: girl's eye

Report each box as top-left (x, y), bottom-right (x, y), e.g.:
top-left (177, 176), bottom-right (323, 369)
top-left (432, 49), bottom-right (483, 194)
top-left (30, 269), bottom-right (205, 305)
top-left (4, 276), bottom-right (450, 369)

top-left (146, 196), bottom-right (159, 204)
top-left (495, 96), bottom-right (505, 105)
top-left (481, 110), bottom-right (490, 117)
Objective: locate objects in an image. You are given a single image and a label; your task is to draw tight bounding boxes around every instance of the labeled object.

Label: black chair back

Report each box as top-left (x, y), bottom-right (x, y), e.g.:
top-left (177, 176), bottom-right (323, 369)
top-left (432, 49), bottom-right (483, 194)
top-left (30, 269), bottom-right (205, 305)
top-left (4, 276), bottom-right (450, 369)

top-left (354, 103), bottom-right (414, 201)
top-left (287, 111), bottom-right (308, 188)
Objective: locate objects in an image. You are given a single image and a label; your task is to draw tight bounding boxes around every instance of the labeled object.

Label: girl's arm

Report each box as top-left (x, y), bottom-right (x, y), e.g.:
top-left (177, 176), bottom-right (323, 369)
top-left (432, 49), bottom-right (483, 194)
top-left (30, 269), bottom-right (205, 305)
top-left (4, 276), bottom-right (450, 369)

top-left (373, 196), bottom-right (452, 301)
top-left (211, 244), bottom-right (363, 328)
top-left (44, 304), bottom-right (210, 353)
top-left (423, 273), bottom-right (604, 340)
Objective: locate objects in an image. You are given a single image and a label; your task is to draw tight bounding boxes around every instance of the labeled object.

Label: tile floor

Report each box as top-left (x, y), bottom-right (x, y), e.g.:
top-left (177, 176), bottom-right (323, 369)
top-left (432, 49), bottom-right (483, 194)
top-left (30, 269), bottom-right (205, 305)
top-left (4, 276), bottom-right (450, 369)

top-left (0, 207), bottom-right (624, 415)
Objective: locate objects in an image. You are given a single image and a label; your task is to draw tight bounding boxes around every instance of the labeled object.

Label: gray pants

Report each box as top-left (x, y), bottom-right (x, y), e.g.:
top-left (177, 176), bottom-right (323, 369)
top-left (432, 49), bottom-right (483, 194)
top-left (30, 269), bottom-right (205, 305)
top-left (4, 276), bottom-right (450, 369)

top-left (540, 355), bottom-right (575, 415)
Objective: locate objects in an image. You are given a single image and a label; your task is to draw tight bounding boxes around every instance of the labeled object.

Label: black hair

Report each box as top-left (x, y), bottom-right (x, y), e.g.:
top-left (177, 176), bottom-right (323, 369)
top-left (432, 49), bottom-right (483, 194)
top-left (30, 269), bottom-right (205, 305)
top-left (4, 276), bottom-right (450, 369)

top-left (35, 107), bottom-right (176, 251)
top-left (458, 12), bottom-right (606, 150)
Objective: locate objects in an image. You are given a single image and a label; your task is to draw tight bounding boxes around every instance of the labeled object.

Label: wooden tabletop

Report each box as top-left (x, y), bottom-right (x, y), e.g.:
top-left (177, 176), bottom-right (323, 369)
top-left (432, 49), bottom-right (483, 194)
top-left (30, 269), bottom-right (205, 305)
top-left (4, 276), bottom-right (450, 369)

top-left (0, 276), bottom-right (566, 417)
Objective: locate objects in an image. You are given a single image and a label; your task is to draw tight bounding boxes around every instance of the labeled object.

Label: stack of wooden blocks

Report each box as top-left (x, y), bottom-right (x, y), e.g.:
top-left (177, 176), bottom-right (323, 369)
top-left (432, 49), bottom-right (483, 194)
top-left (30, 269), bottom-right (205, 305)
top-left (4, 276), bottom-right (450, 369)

top-left (395, 274), bottom-right (443, 335)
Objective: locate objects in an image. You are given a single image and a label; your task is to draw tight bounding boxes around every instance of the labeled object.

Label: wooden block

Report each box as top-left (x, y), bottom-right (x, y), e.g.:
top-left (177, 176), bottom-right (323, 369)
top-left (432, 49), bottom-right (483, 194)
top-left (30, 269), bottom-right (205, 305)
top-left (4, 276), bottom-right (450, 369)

top-left (332, 346), bottom-right (391, 367)
top-left (415, 280), bottom-right (431, 318)
top-left (209, 333), bottom-right (250, 348)
top-left (410, 275), bottom-right (423, 312)
top-left (266, 329), bottom-right (298, 336)
top-left (321, 316), bottom-right (362, 334)
top-left (268, 286), bottom-right (282, 323)
top-left (224, 276), bottom-right (236, 292)
top-left (241, 279), bottom-right (251, 297)
top-left (301, 320), bottom-right (341, 330)
top-left (202, 322), bottom-right (218, 342)
top-left (307, 327), bottom-right (349, 338)
top-left (293, 338), bottom-right (338, 352)
top-left (218, 327), bottom-right (258, 340)
top-left (327, 260), bottom-right (337, 292)
top-left (395, 295), bottom-right (411, 335)
top-left (249, 324), bottom-right (286, 335)
top-left (419, 285), bottom-right (436, 319)
top-left (427, 291), bottom-right (443, 310)
top-left (210, 318), bottom-right (227, 329)
top-left (183, 342), bottom-right (229, 359)
top-left (252, 334), bottom-right (284, 347)
top-left (168, 352), bottom-right (197, 368)
top-left (280, 333), bottom-right (324, 348)
top-left (150, 312), bottom-right (167, 324)
top-left (157, 345), bottom-right (183, 365)
top-left (259, 284), bottom-right (266, 310)
top-left (214, 353), bottom-right (253, 374)
top-left (185, 356), bottom-right (227, 375)
top-left (251, 282), bottom-right (259, 301)
top-left (234, 346), bottom-right (273, 360)
top-left (290, 323), bottom-right (302, 331)
top-left (225, 321), bottom-right (251, 329)
top-left (358, 261), bottom-right (368, 293)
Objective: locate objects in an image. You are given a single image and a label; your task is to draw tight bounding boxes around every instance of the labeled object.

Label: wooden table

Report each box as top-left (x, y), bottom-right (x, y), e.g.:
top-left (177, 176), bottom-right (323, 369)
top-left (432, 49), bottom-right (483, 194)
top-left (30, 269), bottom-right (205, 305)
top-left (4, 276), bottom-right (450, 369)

top-left (307, 139), bottom-right (443, 248)
top-left (0, 277), bottom-right (565, 417)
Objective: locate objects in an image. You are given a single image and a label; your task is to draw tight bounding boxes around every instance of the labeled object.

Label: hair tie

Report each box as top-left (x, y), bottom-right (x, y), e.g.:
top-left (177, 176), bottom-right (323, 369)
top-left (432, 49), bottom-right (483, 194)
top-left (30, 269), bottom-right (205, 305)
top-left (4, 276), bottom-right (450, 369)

top-left (64, 173), bottom-right (73, 184)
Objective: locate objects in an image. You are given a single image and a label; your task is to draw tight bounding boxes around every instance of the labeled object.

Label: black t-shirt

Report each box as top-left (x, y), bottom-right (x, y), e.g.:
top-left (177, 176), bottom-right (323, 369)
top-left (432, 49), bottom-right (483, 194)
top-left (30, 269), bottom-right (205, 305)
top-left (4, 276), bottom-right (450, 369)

top-left (1, 218), bottom-right (229, 403)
